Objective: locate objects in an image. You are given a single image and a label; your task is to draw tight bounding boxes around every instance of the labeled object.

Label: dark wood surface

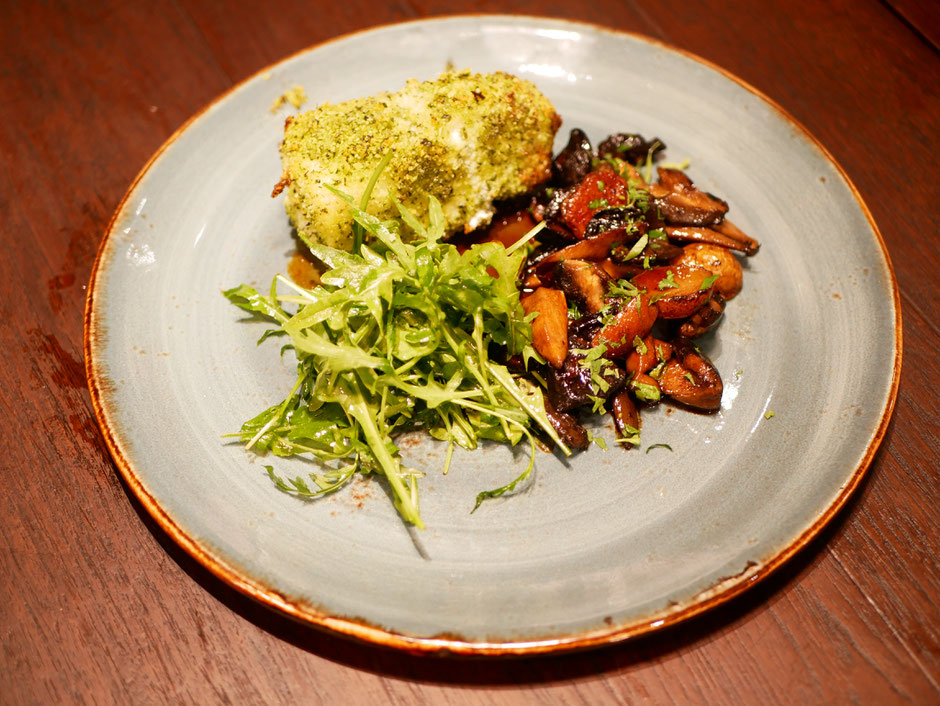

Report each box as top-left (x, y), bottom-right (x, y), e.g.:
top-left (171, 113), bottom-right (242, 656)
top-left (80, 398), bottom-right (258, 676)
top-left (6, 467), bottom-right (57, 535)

top-left (2, 0), bottom-right (937, 703)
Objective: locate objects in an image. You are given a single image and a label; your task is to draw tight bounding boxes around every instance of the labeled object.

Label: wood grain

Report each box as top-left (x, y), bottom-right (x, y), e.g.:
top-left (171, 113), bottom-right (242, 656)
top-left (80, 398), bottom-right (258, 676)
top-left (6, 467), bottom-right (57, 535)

top-left (1, 0), bottom-right (937, 703)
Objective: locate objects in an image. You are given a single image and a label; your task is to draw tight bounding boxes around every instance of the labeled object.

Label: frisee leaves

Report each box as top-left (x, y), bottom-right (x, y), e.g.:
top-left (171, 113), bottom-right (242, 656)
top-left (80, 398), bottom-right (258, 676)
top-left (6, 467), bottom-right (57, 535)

top-left (224, 161), bottom-right (570, 528)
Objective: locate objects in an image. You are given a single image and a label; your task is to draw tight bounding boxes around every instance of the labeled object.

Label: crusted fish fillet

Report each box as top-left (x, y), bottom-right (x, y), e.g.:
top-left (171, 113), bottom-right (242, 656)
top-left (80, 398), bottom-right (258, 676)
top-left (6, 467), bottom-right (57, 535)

top-left (276, 70), bottom-right (560, 250)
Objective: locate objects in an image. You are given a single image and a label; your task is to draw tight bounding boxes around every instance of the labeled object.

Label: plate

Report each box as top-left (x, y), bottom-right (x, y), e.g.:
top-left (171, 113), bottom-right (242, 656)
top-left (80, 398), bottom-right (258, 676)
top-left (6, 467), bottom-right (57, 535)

top-left (85, 16), bottom-right (900, 654)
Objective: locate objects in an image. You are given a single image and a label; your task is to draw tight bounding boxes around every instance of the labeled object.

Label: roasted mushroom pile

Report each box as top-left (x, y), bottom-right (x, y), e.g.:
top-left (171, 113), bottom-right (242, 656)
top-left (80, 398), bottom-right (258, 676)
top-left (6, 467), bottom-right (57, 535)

top-left (468, 128), bottom-right (760, 451)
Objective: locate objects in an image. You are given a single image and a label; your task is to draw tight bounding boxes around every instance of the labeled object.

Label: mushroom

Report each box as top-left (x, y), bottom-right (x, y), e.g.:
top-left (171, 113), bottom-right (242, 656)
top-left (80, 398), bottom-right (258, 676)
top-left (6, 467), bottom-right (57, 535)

top-left (543, 397), bottom-right (589, 451)
top-left (610, 389), bottom-right (641, 445)
top-left (535, 227), bottom-right (636, 272)
top-left (552, 259), bottom-right (612, 313)
top-left (552, 128), bottom-right (595, 187)
top-left (670, 243), bottom-right (744, 299)
top-left (631, 264), bottom-right (716, 319)
top-left (713, 219), bottom-right (760, 255)
top-left (649, 168), bottom-right (729, 227)
top-left (545, 350), bottom-right (626, 412)
top-left (678, 294), bottom-right (726, 338)
top-left (664, 226), bottom-right (756, 256)
top-left (521, 287), bottom-right (569, 369)
top-left (660, 337), bottom-right (723, 411)
top-left (597, 133), bottom-right (666, 164)
top-left (591, 295), bottom-right (659, 357)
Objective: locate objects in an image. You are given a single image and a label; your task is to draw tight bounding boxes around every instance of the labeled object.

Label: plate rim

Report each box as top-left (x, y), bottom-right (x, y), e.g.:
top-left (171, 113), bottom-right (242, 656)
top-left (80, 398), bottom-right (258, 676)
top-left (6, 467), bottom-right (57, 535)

top-left (83, 14), bottom-right (903, 656)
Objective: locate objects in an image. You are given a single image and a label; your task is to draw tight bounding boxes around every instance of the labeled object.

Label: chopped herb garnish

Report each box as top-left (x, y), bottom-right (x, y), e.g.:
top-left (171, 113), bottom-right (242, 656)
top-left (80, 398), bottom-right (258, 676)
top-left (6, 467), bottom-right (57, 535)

top-left (609, 279), bottom-right (642, 298)
top-left (588, 394), bottom-right (607, 414)
top-left (631, 379), bottom-right (661, 403)
top-left (588, 198), bottom-right (609, 210)
top-left (659, 158), bottom-right (691, 170)
top-left (658, 270), bottom-right (677, 290)
top-left (645, 443), bottom-right (673, 454)
top-left (701, 274), bottom-right (720, 290)
top-left (642, 141), bottom-right (661, 183)
top-left (574, 343), bottom-right (616, 394)
top-left (633, 336), bottom-right (648, 355)
top-left (615, 424), bottom-right (641, 446)
top-left (619, 233), bottom-right (649, 262)
top-left (587, 431), bottom-right (608, 451)
top-left (596, 180), bottom-right (606, 191)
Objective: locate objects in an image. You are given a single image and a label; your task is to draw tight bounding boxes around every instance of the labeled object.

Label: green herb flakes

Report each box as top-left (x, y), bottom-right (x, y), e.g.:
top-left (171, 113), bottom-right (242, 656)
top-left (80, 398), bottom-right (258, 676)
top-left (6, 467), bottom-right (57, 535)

top-left (645, 443), bottom-right (673, 454)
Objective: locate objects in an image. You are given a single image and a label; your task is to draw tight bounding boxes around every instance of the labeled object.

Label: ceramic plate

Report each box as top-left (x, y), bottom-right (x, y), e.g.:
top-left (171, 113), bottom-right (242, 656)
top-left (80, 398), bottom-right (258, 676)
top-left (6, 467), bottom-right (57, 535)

top-left (85, 16), bottom-right (900, 654)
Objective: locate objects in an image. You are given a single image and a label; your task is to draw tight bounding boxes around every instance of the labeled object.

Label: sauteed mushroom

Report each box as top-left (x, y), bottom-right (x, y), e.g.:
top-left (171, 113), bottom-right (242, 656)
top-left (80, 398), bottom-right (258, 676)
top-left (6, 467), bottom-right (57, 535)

top-left (552, 260), bottom-right (612, 314)
top-left (678, 294), bottom-right (726, 338)
top-left (511, 128), bottom-right (755, 446)
top-left (543, 397), bottom-right (589, 451)
top-left (670, 243), bottom-right (744, 299)
top-left (664, 226), bottom-right (754, 256)
top-left (610, 390), bottom-right (641, 445)
top-left (552, 128), bottom-right (594, 187)
top-left (631, 264), bottom-right (716, 319)
top-left (660, 337), bottom-right (723, 411)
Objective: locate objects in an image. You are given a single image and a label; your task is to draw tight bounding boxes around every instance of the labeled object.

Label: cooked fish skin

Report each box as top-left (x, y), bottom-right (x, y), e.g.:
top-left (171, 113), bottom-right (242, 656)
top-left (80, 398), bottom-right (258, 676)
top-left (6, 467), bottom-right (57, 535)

top-left (278, 70), bottom-right (561, 250)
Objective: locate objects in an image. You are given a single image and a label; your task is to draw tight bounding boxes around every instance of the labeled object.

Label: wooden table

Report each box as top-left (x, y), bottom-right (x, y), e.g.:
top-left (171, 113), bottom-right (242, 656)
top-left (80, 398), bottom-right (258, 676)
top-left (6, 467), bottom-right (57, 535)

top-left (2, 0), bottom-right (937, 703)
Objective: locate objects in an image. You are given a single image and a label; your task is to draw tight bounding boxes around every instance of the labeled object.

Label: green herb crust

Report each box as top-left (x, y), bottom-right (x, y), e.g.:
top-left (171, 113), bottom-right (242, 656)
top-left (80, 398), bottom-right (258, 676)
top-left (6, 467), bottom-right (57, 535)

top-left (279, 70), bottom-right (560, 250)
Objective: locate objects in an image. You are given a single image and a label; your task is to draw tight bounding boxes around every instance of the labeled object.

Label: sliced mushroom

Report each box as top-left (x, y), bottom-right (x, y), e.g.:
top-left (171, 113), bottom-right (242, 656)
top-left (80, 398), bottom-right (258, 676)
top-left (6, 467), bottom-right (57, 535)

top-left (650, 168), bottom-right (729, 227)
top-left (651, 186), bottom-right (729, 227)
top-left (713, 219), bottom-right (760, 255)
top-left (610, 389), bottom-right (641, 445)
top-left (664, 226), bottom-right (754, 256)
top-left (591, 294), bottom-right (659, 357)
top-left (598, 133), bottom-right (666, 164)
top-left (625, 335), bottom-right (673, 376)
top-left (630, 372), bottom-right (662, 405)
top-left (521, 288), bottom-right (569, 369)
top-left (584, 207), bottom-right (641, 237)
top-left (660, 337), bottom-right (723, 411)
top-left (631, 264), bottom-right (715, 319)
top-left (678, 294), bottom-right (726, 338)
top-left (568, 309), bottom-right (605, 342)
top-left (670, 242), bottom-right (744, 299)
top-left (553, 260), bottom-right (612, 314)
top-left (656, 167), bottom-right (693, 192)
top-left (598, 257), bottom-right (643, 280)
top-left (552, 128), bottom-right (594, 187)
top-left (535, 227), bottom-right (636, 272)
top-left (543, 397), bottom-right (589, 451)
top-left (545, 350), bottom-right (626, 412)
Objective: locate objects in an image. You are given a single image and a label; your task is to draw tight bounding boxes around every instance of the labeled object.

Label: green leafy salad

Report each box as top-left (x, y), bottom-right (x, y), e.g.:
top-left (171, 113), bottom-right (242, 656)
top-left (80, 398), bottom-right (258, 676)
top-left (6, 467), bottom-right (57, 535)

top-left (224, 160), bottom-right (568, 528)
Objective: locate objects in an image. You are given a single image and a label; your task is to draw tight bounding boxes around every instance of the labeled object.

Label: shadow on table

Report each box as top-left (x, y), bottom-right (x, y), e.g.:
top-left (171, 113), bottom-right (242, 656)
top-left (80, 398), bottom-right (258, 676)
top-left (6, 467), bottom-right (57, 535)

top-left (125, 444), bottom-right (880, 685)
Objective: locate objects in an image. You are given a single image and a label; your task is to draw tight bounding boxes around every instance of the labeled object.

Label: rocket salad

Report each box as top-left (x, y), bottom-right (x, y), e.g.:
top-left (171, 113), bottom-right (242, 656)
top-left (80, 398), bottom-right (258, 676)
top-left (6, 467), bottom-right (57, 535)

top-left (224, 170), bottom-right (567, 529)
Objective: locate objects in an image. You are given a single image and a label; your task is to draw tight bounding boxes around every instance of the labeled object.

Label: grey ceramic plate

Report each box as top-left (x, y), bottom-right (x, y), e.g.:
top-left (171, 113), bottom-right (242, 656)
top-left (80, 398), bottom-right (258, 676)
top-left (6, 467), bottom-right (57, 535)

top-left (85, 16), bottom-right (900, 654)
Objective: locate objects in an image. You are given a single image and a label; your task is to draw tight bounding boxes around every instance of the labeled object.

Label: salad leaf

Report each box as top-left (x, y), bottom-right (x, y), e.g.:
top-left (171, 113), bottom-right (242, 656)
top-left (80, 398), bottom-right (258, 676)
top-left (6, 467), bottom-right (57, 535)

top-left (225, 166), bottom-right (571, 527)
